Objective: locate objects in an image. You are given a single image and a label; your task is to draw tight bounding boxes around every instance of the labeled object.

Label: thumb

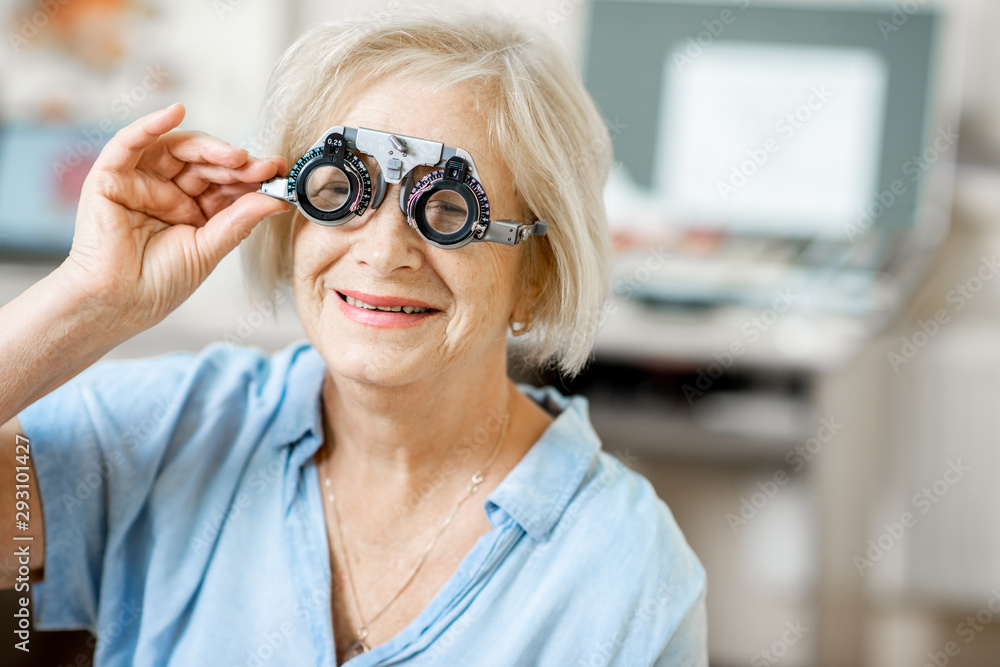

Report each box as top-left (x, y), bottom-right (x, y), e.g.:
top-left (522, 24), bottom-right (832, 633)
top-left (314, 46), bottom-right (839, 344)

top-left (195, 192), bottom-right (289, 270)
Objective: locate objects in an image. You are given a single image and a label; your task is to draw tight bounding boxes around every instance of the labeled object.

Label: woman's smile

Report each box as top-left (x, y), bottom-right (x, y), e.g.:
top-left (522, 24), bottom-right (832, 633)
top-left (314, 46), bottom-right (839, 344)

top-left (334, 288), bottom-right (441, 328)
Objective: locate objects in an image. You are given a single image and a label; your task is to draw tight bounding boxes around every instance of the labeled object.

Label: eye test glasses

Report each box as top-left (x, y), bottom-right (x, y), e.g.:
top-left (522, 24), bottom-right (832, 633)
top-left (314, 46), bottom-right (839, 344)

top-left (258, 126), bottom-right (547, 249)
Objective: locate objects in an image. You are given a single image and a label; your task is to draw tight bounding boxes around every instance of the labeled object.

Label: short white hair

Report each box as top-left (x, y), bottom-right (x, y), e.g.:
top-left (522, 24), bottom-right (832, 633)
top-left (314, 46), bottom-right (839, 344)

top-left (242, 9), bottom-right (613, 378)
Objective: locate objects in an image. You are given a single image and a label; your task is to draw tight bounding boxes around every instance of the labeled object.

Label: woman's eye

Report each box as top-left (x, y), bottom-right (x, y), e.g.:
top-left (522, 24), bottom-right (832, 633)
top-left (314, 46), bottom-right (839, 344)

top-left (310, 184), bottom-right (349, 197)
top-left (428, 202), bottom-right (465, 214)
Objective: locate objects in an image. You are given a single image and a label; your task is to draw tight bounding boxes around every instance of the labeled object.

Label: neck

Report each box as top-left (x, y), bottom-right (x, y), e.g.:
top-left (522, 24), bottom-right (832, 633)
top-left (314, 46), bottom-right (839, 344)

top-left (320, 348), bottom-right (513, 520)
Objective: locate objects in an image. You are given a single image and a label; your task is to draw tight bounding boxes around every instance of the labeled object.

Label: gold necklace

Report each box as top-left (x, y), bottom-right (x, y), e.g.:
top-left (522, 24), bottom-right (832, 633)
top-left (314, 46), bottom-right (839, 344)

top-left (322, 386), bottom-right (511, 658)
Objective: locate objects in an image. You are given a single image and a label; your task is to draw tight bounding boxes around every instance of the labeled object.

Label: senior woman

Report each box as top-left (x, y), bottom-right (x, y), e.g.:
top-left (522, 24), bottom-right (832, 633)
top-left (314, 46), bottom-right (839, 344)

top-left (0, 11), bottom-right (706, 667)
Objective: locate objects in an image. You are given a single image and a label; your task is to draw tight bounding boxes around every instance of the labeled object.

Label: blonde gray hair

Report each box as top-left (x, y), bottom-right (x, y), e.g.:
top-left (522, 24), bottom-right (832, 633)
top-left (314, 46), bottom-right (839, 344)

top-left (242, 9), bottom-right (612, 377)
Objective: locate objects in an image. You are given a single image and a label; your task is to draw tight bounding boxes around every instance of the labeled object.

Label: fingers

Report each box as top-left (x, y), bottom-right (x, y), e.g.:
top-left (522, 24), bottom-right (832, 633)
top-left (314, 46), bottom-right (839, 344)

top-left (136, 131), bottom-right (256, 178)
top-left (97, 103), bottom-right (187, 173)
top-left (93, 165), bottom-right (279, 229)
top-left (267, 155), bottom-right (288, 176)
top-left (164, 131), bottom-right (253, 169)
top-left (172, 158), bottom-right (282, 198)
top-left (194, 182), bottom-right (269, 220)
top-left (100, 105), bottom-right (262, 178)
top-left (195, 193), bottom-right (290, 269)
top-left (94, 168), bottom-right (206, 225)
top-left (95, 105), bottom-right (288, 224)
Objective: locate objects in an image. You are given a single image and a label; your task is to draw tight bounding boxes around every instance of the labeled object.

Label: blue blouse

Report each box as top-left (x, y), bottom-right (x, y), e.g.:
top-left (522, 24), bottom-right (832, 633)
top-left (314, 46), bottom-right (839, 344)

top-left (18, 342), bottom-right (707, 666)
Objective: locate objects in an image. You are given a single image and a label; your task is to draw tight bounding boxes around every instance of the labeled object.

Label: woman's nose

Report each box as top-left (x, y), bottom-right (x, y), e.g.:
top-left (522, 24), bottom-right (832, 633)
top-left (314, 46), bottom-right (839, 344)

top-left (350, 182), bottom-right (423, 275)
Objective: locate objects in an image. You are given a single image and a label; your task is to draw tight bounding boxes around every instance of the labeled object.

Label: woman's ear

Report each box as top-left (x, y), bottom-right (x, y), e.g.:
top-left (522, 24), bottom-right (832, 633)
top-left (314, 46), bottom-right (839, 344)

top-left (511, 285), bottom-right (538, 323)
top-left (509, 254), bottom-right (542, 335)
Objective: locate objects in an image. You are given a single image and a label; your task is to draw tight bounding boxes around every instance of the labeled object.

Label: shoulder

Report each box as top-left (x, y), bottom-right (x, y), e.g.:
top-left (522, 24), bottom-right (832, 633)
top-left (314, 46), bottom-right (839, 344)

top-left (515, 384), bottom-right (700, 576)
top-left (556, 447), bottom-right (705, 604)
top-left (16, 341), bottom-right (325, 634)
top-left (557, 452), bottom-right (707, 664)
top-left (18, 340), bottom-right (324, 479)
top-left (514, 385), bottom-right (706, 663)
top-left (78, 339), bottom-right (309, 393)
top-left (34, 340), bottom-right (316, 418)
top-left (515, 384), bottom-right (699, 568)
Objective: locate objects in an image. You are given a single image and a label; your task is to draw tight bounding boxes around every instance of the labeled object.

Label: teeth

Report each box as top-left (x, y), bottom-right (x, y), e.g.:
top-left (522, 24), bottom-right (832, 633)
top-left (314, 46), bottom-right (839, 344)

top-left (344, 295), bottom-right (429, 314)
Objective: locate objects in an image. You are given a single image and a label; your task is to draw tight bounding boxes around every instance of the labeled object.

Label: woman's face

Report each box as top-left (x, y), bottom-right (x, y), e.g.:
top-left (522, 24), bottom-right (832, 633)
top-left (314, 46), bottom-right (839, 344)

top-left (291, 77), bottom-right (528, 387)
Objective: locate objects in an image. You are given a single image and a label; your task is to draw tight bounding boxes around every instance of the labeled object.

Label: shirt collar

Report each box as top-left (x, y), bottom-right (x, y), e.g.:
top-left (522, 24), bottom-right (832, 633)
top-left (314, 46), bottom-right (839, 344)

top-left (484, 385), bottom-right (600, 541)
top-left (268, 342), bottom-right (327, 451)
top-left (269, 344), bottom-right (601, 540)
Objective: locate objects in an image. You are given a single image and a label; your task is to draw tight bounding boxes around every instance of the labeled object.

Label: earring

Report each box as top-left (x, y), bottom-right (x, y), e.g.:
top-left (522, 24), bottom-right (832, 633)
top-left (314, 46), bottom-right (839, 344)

top-left (510, 312), bottom-right (532, 336)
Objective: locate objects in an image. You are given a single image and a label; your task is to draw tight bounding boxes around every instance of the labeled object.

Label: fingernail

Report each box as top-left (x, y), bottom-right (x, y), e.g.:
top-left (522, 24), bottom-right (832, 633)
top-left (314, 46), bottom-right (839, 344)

top-left (155, 102), bottom-right (182, 120)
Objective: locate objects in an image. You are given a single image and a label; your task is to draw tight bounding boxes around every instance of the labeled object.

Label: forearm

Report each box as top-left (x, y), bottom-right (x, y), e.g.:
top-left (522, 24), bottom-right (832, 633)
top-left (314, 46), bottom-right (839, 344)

top-left (0, 267), bottom-right (124, 425)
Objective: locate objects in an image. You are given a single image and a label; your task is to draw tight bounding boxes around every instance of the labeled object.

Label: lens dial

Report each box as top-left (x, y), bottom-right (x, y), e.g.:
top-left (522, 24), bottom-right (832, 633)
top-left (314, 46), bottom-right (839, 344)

top-left (407, 157), bottom-right (490, 248)
top-left (288, 134), bottom-right (372, 225)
